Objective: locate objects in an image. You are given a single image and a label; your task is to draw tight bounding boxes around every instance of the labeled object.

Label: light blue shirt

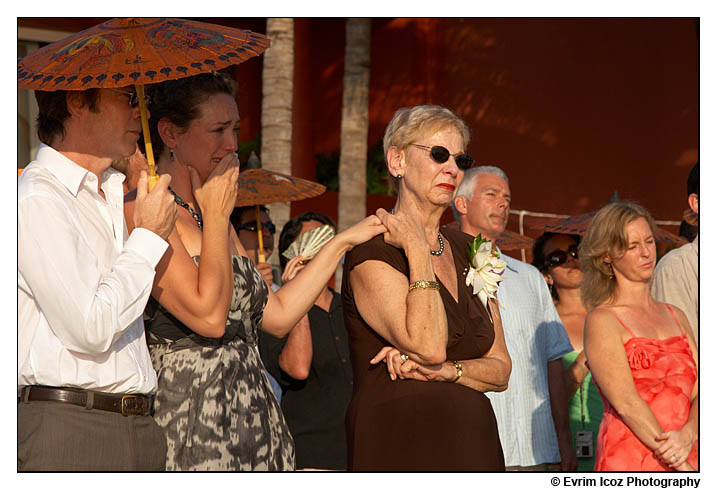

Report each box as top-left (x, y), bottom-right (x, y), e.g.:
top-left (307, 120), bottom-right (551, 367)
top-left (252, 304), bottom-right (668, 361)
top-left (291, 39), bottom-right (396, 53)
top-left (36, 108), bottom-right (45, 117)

top-left (486, 251), bottom-right (572, 467)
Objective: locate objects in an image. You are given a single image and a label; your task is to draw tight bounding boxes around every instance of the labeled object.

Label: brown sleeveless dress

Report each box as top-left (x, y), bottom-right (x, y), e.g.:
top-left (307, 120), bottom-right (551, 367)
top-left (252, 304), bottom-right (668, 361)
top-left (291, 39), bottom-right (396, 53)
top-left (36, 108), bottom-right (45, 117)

top-left (341, 227), bottom-right (505, 471)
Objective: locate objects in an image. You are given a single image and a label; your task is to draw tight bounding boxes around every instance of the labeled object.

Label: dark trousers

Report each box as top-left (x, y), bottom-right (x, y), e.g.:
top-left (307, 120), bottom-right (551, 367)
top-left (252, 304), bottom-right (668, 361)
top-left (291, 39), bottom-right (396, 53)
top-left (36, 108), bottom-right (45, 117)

top-left (18, 399), bottom-right (167, 471)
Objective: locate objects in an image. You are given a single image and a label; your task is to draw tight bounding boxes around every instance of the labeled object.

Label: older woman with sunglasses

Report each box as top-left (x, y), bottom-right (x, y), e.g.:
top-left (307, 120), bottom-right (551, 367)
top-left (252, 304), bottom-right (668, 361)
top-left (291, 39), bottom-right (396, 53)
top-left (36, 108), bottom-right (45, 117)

top-left (532, 232), bottom-right (603, 471)
top-left (341, 105), bottom-right (511, 470)
top-left (125, 72), bottom-right (385, 470)
top-left (581, 202), bottom-right (697, 471)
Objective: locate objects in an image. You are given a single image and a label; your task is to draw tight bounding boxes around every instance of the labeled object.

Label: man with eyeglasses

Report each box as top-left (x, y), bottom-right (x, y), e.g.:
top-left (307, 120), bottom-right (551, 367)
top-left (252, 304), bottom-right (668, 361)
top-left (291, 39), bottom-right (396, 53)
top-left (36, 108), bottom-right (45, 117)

top-left (18, 86), bottom-right (177, 470)
top-left (452, 166), bottom-right (576, 471)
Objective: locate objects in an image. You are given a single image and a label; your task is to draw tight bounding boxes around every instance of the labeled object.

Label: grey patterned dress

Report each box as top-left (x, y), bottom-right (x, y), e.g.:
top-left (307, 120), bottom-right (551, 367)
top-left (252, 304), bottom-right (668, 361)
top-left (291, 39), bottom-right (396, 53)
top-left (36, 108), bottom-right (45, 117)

top-left (145, 255), bottom-right (295, 470)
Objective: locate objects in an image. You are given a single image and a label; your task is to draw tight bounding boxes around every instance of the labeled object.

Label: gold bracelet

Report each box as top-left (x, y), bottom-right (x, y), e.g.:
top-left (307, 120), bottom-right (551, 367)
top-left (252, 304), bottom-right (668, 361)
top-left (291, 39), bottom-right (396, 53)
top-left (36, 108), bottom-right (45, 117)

top-left (450, 361), bottom-right (463, 383)
top-left (408, 280), bottom-right (440, 292)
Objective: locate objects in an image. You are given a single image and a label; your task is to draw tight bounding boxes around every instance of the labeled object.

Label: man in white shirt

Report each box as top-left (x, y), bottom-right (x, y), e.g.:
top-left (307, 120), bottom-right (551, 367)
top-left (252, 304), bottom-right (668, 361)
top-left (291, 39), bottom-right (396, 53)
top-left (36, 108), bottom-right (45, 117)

top-left (18, 86), bottom-right (178, 470)
top-left (651, 163), bottom-right (698, 343)
top-left (452, 166), bottom-right (576, 471)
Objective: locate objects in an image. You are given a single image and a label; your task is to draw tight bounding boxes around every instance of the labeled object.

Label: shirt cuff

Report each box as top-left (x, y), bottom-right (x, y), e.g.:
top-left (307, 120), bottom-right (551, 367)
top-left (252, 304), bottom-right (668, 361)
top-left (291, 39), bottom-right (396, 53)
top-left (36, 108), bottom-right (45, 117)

top-left (125, 228), bottom-right (169, 269)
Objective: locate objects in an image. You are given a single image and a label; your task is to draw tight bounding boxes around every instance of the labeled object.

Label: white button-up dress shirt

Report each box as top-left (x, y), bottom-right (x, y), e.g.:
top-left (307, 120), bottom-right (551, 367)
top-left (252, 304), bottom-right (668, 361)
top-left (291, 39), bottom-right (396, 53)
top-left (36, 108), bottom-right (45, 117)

top-left (486, 251), bottom-right (573, 467)
top-left (18, 144), bottom-right (168, 394)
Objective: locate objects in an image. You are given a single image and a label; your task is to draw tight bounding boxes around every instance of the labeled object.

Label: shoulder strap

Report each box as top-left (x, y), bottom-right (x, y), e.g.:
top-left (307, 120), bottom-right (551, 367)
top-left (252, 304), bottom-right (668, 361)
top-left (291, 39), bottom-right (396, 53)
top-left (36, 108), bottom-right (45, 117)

top-left (664, 304), bottom-right (687, 336)
top-left (594, 306), bottom-right (637, 337)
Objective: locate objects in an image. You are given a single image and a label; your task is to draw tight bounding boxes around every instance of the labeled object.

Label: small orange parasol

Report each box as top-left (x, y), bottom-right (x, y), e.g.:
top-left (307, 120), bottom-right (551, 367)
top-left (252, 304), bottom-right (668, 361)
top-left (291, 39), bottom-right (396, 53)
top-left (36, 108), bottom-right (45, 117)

top-left (442, 222), bottom-right (534, 251)
top-left (18, 18), bottom-right (270, 189)
top-left (495, 229), bottom-right (535, 251)
top-left (540, 211), bottom-right (686, 246)
top-left (236, 168), bottom-right (326, 262)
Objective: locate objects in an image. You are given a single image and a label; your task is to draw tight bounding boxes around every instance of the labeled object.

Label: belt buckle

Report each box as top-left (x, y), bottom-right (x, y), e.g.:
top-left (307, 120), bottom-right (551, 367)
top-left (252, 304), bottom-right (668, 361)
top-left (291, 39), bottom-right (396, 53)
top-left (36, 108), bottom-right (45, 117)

top-left (120, 394), bottom-right (144, 417)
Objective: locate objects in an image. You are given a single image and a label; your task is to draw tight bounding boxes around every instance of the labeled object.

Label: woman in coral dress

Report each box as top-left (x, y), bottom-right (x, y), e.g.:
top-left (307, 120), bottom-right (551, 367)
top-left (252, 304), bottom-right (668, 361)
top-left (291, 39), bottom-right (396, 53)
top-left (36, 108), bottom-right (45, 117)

top-left (581, 201), bottom-right (698, 471)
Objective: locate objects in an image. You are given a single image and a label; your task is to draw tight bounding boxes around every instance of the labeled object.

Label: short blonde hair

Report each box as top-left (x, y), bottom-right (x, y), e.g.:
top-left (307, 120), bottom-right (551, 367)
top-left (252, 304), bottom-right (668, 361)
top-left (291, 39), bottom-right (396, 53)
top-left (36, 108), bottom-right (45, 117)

top-left (579, 201), bottom-right (657, 311)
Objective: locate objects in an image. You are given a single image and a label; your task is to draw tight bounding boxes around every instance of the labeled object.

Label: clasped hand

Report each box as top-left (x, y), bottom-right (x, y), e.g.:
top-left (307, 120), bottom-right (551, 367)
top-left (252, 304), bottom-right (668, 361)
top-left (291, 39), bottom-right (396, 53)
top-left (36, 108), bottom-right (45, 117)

top-left (370, 346), bottom-right (452, 382)
top-left (654, 427), bottom-right (695, 470)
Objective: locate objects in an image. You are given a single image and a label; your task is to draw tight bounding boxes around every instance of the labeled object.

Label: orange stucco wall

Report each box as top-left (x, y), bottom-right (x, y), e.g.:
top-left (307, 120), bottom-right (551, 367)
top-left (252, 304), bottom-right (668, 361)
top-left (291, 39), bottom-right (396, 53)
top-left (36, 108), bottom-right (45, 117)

top-left (289, 18), bottom-right (698, 232)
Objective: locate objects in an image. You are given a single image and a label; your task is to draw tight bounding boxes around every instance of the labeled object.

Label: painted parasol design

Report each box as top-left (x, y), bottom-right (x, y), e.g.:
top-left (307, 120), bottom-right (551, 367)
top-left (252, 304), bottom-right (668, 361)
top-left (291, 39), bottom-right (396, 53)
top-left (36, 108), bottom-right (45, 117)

top-left (17, 18), bottom-right (270, 90)
top-left (18, 18), bottom-right (270, 188)
top-left (236, 168), bottom-right (326, 207)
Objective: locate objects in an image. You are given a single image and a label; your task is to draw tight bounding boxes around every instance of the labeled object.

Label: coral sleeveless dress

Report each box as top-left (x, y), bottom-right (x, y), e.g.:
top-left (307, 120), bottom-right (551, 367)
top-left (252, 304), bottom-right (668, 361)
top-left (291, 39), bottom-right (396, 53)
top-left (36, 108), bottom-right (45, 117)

top-left (593, 305), bottom-right (698, 471)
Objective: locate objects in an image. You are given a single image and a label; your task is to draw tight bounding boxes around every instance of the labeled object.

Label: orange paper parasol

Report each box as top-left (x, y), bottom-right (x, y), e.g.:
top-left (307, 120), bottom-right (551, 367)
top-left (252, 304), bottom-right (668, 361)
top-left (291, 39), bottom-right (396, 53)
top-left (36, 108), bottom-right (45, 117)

top-left (236, 168), bottom-right (327, 262)
top-left (442, 221), bottom-right (533, 251)
top-left (18, 18), bottom-right (270, 188)
top-left (495, 229), bottom-right (535, 251)
top-left (541, 211), bottom-right (686, 246)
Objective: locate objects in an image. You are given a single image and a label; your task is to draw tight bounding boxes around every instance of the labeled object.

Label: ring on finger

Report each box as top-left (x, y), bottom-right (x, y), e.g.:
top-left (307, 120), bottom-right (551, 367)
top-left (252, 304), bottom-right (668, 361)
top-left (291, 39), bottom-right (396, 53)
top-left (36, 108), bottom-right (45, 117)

top-left (400, 354), bottom-right (409, 363)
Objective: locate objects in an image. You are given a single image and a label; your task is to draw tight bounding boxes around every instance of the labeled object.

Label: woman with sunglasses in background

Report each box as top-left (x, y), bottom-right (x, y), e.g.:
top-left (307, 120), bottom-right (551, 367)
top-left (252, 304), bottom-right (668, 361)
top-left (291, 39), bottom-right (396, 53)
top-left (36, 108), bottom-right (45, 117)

top-left (231, 205), bottom-right (278, 288)
top-left (532, 232), bottom-right (602, 471)
top-left (581, 202), bottom-right (697, 471)
top-left (124, 71), bottom-right (385, 470)
top-left (342, 105), bottom-right (510, 470)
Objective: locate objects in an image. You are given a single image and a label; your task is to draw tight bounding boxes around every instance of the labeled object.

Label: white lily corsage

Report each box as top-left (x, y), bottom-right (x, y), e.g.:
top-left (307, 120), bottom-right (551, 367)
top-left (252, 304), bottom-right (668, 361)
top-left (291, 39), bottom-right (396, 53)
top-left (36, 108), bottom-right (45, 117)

top-left (465, 234), bottom-right (507, 310)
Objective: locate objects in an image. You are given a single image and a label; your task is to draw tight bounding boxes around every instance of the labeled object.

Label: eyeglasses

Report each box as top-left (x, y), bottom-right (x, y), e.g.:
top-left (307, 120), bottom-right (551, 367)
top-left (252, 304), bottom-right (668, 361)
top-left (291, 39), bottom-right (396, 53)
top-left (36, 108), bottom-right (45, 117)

top-left (237, 221), bottom-right (276, 235)
top-left (410, 144), bottom-right (474, 170)
top-left (545, 244), bottom-right (579, 269)
top-left (108, 88), bottom-right (151, 108)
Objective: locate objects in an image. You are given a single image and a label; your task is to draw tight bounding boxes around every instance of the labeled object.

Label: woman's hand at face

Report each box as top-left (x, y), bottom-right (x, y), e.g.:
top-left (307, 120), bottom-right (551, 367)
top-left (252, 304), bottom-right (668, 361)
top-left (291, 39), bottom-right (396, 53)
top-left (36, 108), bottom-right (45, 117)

top-left (375, 208), bottom-right (429, 252)
top-left (190, 152), bottom-right (239, 218)
top-left (281, 256), bottom-right (306, 284)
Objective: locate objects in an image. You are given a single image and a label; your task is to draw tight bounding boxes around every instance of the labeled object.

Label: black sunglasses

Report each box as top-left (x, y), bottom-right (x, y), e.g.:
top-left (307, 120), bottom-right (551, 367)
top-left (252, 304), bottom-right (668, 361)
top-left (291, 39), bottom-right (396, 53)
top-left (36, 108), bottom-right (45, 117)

top-left (545, 244), bottom-right (579, 268)
top-left (410, 144), bottom-right (474, 170)
top-left (238, 221), bottom-right (276, 235)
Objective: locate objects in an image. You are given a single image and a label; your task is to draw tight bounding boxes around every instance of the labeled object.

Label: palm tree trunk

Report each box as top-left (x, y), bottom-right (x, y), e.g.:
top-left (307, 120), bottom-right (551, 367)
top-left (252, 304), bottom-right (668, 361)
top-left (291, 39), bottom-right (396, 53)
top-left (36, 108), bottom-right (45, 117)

top-left (261, 18), bottom-right (294, 267)
top-left (336, 18), bottom-right (371, 287)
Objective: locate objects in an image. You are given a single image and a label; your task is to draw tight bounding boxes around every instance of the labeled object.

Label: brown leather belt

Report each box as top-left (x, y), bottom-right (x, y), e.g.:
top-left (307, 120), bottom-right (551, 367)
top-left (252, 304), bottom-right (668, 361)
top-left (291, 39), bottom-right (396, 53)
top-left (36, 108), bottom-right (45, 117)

top-left (20, 385), bottom-right (153, 416)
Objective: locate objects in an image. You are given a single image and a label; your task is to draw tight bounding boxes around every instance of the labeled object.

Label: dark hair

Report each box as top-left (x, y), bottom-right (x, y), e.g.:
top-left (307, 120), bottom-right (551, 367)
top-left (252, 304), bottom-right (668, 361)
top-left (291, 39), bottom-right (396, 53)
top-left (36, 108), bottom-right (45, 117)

top-left (34, 89), bottom-right (100, 145)
top-left (230, 205), bottom-right (270, 231)
top-left (679, 220), bottom-right (698, 242)
top-left (278, 212), bottom-right (336, 270)
top-left (145, 71), bottom-right (237, 157)
top-left (531, 231), bottom-right (581, 301)
top-left (687, 162), bottom-right (699, 197)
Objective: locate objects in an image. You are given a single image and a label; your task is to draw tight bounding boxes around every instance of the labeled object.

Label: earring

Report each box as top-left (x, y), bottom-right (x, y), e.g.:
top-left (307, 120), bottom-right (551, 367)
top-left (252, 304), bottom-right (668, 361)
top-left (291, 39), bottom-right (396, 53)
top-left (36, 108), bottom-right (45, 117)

top-left (170, 149), bottom-right (174, 161)
top-left (397, 174), bottom-right (402, 179)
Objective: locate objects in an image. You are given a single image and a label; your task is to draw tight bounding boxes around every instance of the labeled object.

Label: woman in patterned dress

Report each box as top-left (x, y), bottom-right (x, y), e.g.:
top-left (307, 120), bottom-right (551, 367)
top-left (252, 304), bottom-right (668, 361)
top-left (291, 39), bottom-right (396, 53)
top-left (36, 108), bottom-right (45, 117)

top-left (124, 71), bottom-right (385, 470)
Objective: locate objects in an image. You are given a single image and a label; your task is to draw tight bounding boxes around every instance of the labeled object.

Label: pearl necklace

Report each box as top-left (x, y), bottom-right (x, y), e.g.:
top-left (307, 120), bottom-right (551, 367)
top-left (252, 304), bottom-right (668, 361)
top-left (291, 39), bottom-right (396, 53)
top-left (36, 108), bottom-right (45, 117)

top-left (430, 233), bottom-right (444, 256)
top-left (389, 208), bottom-right (444, 256)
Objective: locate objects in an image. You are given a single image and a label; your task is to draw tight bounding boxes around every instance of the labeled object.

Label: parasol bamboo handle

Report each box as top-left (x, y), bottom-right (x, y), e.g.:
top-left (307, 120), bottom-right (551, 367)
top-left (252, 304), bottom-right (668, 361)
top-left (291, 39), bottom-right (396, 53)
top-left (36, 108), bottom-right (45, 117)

top-left (256, 205), bottom-right (266, 263)
top-left (135, 84), bottom-right (159, 191)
